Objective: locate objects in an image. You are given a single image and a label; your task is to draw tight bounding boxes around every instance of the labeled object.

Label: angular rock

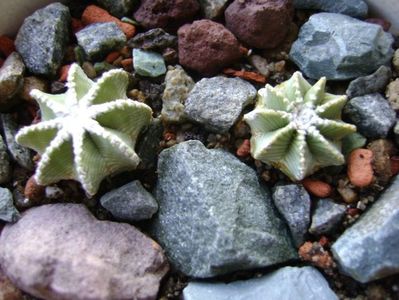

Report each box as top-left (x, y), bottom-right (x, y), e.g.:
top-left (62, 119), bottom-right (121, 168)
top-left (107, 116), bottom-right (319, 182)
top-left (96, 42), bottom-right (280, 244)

top-left (134, 0), bottom-right (200, 30)
top-left (185, 77), bottom-right (256, 132)
top-left (290, 13), bottom-right (394, 80)
top-left (76, 22), bottom-right (126, 61)
top-left (293, 0), bottom-right (368, 18)
top-left (225, 0), bottom-right (293, 49)
top-left (133, 49), bottom-right (166, 77)
top-left (150, 141), bottom-right (297, 278)
top-left (100, 181), bottom-right (158, 222)
top-left (127, 28), bottom-right (177, 51)
top-left (0, 53), bottom-right (25, 112)
top-left (0, 188), bottom-right (20, 223)
top-left (97, 0), bottom-right (135, 18)
top-left (183, 266), bottom-right (338, 300)
top-left (393, 49), bottom-right (399, 73)
top-left (386, 78), bottom-right (399, 110)
top-left (343, 93), bottom-right (396, 138)
top-left (136, 118), bottom-right (164, 169)
top-left (272, 184), bottom-right (311, 247)
top-left (332, 175), bottom-right (399, 283)
top-left (161, 65), bottom-right (194, 123)
top-left (368, 139), bottom-right (396, 184)
top-left (198, 0), bottom-right (229, 19)
top-left (178, 20), bottom-right (242, 75)
top-left (0, 136), bottom-right (11, 184)
top-left (346, 65), bottom-right (392, 99)
top-left (309, 199), bottom-right (346, 235)
top-left (0, 204), bottom-right (169, 300)
top-left (15, 3), bottom-right (70, 76)
top-left (342, 132), bottom-right (367, 156)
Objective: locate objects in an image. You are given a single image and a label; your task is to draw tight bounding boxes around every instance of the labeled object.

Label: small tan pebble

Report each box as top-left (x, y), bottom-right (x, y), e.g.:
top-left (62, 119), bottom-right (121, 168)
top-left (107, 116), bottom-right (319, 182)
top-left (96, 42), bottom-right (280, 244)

top-left (236, 139), bottom-right (251, 157)
top-left (20, 76), bottom-right (48, 103)
top-left (366, 284), bottom-right (391, 300)
top-left (127, 89), bottom-right (146, 102)
top-left (274, 60), bottom-right (286, 73)
top-left (392, 49), bottom-right (399, 73)
top-left (367, 139), bottom-right (396, 183)
top-left (347, 149), bottom-right (374, 188)
top-left (24, 176), bottom-right (45, 202)
top-left (81, 62), bottom-right (97, 79)
top-left (248, 54), bottom-right (270, 77)
top-left (337, 178), bottom-right (358, 203)
top-left (261, 171), bottom-right (271, 182)
top-left (386, 78), bottom-right (399, 110)
top-left (233, 120), bottom-right (250, 138)
top-left (301, 178), bottom-right (332, 198)
top-left (298, 241), bottom-right (335, 270)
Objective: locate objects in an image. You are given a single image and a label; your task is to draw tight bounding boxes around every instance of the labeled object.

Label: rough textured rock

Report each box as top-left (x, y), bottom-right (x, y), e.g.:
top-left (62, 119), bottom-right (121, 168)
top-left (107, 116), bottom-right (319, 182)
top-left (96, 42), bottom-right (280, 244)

top-left (183, 266), bottom-right (338, 300)
top-left (309, 199), bottom-right (346, 235)
top-left (76, 22), bottom-right (126, 61)
top-left (0, 204), bottom-right (169, 300)
top-left (343, 93), bottom-right (396, 138)
top-left (178, 20), bottom-right (242, 75)
top-left (20, 76), bottom-right (48, 103)
top-left (184, 77), bottom-right (256, 132)
top-left (0, 136), bottom-right (11, 184)
top-left (346, 66), bottom-right (392, 99)
top-left (368, 139), bottom-right (396, 184)
top-left (272, 184), bottom-right (311, 247)
top-left (198, 0), bottom-right (229, 19)
top-left (136, 118), bottom-right (164, 170)
top-left (133, 49), bottom-right (166, 77)
top-left (0, 53), bottom-right (25, 112)
top-left (293, 0), bottom-right (368, 18)
top-left (127, 28), bottom-right (177, 51)
top-left (290, 13), bottom-right (394, 80)
top-left (161, 65), bottom-right (194, 123)
top-left (97, 0), bottom-right (134, 17)
top-left (0, 188), bottom-right (19, 223)
top-left (15, 3), bottom-right (70, 76)
top-left (134, 0), bottom-right (200, 30)
top-left (386, 78), bottom-right (399, 110)
top-left (332, 175), bottom-right (399, 283)
top-left (150, 141), bottom-right (297, 278)
top-left (225, 0), bottom-right (293, 49)
top-left (100, 181), bottom-right (158, 222)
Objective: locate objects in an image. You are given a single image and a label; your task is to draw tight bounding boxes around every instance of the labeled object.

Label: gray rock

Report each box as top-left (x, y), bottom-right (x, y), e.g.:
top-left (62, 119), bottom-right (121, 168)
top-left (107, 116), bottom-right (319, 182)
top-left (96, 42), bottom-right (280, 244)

top-left (332, 175), bottom-right (399, 283)
top-left (97, 0), bottom-right (135, 17)
top-left (293, 0), bottom-right (368, 18)
top-left (272, 184), bottom-right (311, 247)
top-left (0, 114), bottom-right (33, 170)
top-left (394, 121), bottom-right (399, 145)
top-left (136, 118), bottom-right (164, 169)
top-left (346, 66), bottom-right (392, 99)
top-left (76, 22), bottom-right (126, 61)
top-left (183, 266), bottom-right (338, 300)
top-left (343, 93), bottom-right (396, 138)
top-left (150, 140), bottom-right (297, 278)
top-left (185, 77), bottom-right (256, 133)
top-left (100, 181), bottom-right (158, 222)
top-left (386, 78), bottom-right (399, 110)
top-left (0, 136), bottom-right (11, 184)
top-left (127, 28), bottom-right (177, 51)
top-left (15, 2), bottom-right (70, 76)
top-left (0, 188), bottom-right (19, 223)
top-left (0, 52), bottom-right (25, 112)
top-left (309, 199), bottom-right (346, 235)
top-left (290, 13), bottom-right (394, 80)
top-left (0, 204), bottom-right (169, 300)
top-left (133, 49), bottom-right (166, 77)
top-left (198, 0), bottom-right (229, 19)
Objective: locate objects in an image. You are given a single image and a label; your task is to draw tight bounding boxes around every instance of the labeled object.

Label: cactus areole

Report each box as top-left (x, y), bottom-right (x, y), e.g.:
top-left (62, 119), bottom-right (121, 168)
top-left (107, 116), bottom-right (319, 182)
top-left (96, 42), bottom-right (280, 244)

top-left (244, 72), bottom-right (356, 181)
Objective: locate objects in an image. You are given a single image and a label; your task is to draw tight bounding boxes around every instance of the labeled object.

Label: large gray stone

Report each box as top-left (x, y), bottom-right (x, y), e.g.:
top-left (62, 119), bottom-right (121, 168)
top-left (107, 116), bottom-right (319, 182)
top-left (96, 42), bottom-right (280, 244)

top-left (0, 188), bottom-right (19, 223)
top-left (290, 13), bottom-right (394, 80)
top-left (183, 266), bottom-right (338, 300)
top-left (185, 77), bottom-right (256, 133)
top-left (15, 2), bottom-right (70, 76)
top-left (293, 0), bottom-right (368, 18)
top-left (0, 204), bottom-right (169, 300)
top-left (272, 184), bottom-right (311, 247)
top-left (97, 0), bottom-right (135, 17)
top-left (0, 136), bottom-right (11, 184)
top-left (150, 140), bottom-right (297, 278)
top-left (332, 175), bottom-right (399, 283)
top-left (309, 199), bottom-right (346, 235)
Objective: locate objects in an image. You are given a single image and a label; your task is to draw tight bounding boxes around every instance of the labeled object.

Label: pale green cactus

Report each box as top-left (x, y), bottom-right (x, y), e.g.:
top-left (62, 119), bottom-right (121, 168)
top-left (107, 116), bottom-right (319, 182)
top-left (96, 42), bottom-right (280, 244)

top-left (16, 63), bottom-right (152, 195)
top-left (244, 71), bottom-right (356, 181)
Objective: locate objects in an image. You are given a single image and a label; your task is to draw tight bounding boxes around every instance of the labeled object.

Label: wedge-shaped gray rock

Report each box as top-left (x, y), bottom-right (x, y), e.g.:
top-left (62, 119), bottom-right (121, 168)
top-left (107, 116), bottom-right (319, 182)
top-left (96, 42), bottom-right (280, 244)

top-left (150, 140), bottom-right (297, 278)
top-left (290, 13), bottom-right (394, 80)
top-left (183, 266), bottom-right (338, 300)
top-left (332, 175), bottom-right (399, 283)
top-left (0, 188), bottom-right (19, 223)
top-left (0, 204), bottom-right (169, 300)
top-left (293, 0), bottom-right (368, 18)
top-left (309, 199), bottom-right (346, 235)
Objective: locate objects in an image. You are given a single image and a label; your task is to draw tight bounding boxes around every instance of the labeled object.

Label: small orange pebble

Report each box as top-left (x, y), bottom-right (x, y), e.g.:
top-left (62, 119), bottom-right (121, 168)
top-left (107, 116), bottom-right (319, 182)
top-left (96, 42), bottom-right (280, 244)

top-left (347, 149), bottom-right (374, 188)
top-left (0, 35), bottom-right (15, 57)
top-left (121, 58), bottom-right (133, 71)
top-left (318, 236), bottom-right (329, 247)
top-left (71, 18), bottom-right (84, 34)
top-left (239, 45), bottom-right (249, 55)
top-left (390, 156), bottom-right (399, 176)
top-left (298, 241), bottom-right (334, 270)
top-left (163, 132), bottom-right (176, 142)
top-left (82, 5), bottom-right (136, 38)
top-left (58, 65), bottom-right (71, 82)
top-left (301, 178), bottom-right (332, 198)
top-left (105, 51), bottom-right (120, 64)
top-left (24, 176), bottom-right (45, 202)
top-left (223, 68), bottom-right (267, 84)
top-left (236, 139), bottom-right (251, 157)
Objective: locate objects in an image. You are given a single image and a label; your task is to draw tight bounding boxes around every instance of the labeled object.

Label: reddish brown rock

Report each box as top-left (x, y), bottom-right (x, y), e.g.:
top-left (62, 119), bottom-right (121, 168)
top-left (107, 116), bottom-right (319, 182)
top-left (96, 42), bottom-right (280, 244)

top-left (302, 178), bottom-right (332, 198)
top-left (134, 0), bottom-right (200, 31)
top-left (348, 149), bottom-right (374, 188)
top-left (225, 0), bottom-right (294, 49)
top-left (367, 139), bottom-right (397, 183)
top-left (178, 20), bottom-right (242, 75)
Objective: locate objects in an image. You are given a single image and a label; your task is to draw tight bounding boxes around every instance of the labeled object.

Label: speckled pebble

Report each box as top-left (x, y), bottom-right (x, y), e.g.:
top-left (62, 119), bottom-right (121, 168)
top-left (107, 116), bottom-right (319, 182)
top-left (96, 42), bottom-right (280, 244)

top-left (133, 49), bottom-right (166, 77)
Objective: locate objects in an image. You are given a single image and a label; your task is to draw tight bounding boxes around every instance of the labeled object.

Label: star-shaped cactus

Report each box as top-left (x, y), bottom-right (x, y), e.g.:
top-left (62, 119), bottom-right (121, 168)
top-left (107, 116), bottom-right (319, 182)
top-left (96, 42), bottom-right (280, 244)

top-left (16, 64), bottom-right (152, 195)
top-left (244, 71), bottom-right (356, 181)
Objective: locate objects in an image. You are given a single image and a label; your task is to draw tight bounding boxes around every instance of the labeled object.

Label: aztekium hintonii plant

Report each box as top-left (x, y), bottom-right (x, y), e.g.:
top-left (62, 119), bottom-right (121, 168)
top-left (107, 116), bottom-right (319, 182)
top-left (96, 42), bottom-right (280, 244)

top-left (243, 71), bottom-right (356, 181)
top-left (16, 63), bottom-right (152, 196)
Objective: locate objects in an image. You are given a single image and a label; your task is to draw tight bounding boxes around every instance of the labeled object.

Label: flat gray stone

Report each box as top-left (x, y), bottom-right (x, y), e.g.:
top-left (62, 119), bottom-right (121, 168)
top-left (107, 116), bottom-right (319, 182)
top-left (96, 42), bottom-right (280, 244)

top-left (343, 93), bottom-right (396, 138)
top-left (183, 266), bottom-right (338, 300)
top-left (0, 204), bottom-right (169, 300)
top-left (97, 0), bottom-right (135, 17)
top-left (198, 0), bottom-right (229, 19)
top-left (332, 175), bottom-right (399, 283)
top-left (127, 28), bottom-right (177, 51)
top-left (150, 140), bottom-right (297, 278)
top-left (0, 188), bottom-right (19, 223)
top-left (100, 181), bottom-right (158, 222)
top-left (272, 184), bottom-right (311, 247)
top-left (293, 0), bottom-right (368, 18)
top-left (185, 76), bottom-right (256, 133)
top-left (290, 13), bottom-right (394, 80)
top-left (15, 2), bottom-right (70, 76)
top-left (0, 136), bottom-right (11, 184)
top-left (76, 22), bottom-right (126, 61)
top-left (309, 199), bottom-right (346, 235)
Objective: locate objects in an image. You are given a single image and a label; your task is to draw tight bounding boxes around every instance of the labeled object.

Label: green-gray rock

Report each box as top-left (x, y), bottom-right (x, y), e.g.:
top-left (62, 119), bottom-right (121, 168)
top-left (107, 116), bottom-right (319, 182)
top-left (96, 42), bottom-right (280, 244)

top-left (0, 136), bottom-right (11, 184)
top-left (97, 0), bottom-right (135, 18)
top-left (133, 49), bottom-right (166, 77)
top-left (0, 188), bottom-right (19, 223)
